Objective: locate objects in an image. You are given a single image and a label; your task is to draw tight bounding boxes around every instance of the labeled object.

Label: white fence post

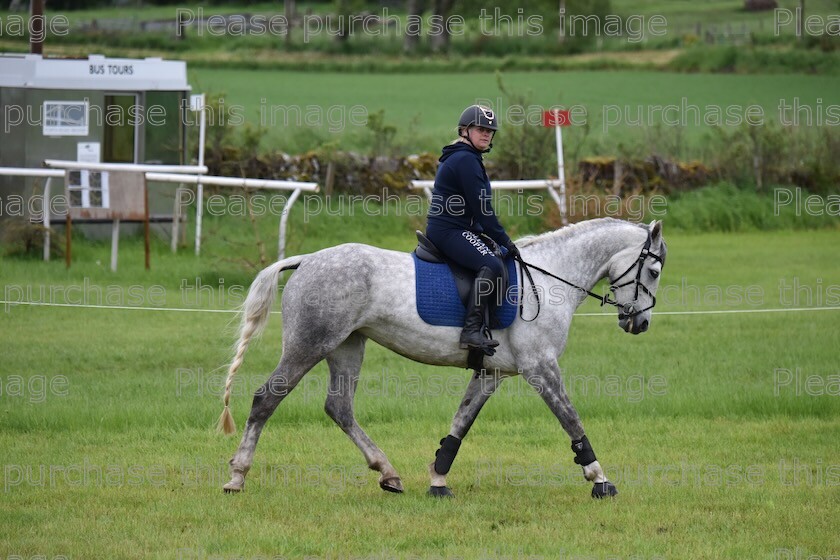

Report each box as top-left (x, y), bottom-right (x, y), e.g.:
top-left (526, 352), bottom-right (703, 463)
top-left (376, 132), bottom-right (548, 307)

top-left (279, 188), bottom-right (303, 260)
top-left (171, 185), bottom-right (182, 253)
top-left (193, 93), bottom-right (207, 256)
top-left (110, 219), bottom-right (120, 272)
top-left (196, 181), bottom-right (204, 256)
top-left (554, 119), bottom-right (569, 226)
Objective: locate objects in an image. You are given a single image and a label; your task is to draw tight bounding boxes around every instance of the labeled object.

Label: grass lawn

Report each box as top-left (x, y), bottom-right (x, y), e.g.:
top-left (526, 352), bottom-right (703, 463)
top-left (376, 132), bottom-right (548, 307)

top-left (186, 68), bottom-right (840, 154)
top-left (2, 207), bottom-right (839, 558)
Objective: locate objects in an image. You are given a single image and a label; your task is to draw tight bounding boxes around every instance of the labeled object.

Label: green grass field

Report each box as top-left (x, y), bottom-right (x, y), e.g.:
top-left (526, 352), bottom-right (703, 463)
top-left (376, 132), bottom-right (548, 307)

top-left (187, 68), bottom-right (840, 154)
top-left (2, 2), bottom-right (840, 555)
top-left (2, 204), bottom-right (839, 559)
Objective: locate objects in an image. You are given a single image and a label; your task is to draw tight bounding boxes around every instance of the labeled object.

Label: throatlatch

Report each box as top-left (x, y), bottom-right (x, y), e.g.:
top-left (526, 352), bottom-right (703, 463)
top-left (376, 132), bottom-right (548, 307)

top-left (572, 435), bottom-right (597, 466)
top-left (434, 435), bottom-right (462, 475)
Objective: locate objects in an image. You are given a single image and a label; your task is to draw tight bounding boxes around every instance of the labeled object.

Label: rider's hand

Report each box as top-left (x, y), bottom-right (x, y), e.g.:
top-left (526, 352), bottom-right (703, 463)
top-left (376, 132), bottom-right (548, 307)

top-left (506, 241), bottom-right (521, 259)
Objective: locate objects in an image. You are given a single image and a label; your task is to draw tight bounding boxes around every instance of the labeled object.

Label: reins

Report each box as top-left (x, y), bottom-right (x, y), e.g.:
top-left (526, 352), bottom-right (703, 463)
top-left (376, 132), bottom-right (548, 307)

top-left (512, 232), bottom-right (663, 322)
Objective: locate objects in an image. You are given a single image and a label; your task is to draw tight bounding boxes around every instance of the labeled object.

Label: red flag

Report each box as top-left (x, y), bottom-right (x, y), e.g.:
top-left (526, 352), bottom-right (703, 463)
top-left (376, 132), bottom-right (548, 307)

top-left (543, 109), bottom-right (571, 127)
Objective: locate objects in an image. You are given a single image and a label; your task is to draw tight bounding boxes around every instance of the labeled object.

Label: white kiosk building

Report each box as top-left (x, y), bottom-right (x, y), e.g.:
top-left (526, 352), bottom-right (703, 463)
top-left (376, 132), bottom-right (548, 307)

top-left (0, 53), bottom-right (192, 217)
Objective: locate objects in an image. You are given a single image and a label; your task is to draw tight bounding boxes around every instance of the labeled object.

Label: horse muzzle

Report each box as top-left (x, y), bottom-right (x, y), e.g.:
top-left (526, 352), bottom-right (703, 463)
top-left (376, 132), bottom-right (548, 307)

top-left (618, 304), bottom-right (650, 335)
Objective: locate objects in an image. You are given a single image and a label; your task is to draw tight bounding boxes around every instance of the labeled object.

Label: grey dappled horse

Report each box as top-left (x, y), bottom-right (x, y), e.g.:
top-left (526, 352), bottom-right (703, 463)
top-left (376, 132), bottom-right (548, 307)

top-left (218, 218), bottom-right (666, 498)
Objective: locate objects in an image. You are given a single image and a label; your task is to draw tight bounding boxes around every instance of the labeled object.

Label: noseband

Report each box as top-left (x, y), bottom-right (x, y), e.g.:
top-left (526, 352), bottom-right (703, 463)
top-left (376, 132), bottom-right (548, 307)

top-left (517, 231), bottom-right (664, 322)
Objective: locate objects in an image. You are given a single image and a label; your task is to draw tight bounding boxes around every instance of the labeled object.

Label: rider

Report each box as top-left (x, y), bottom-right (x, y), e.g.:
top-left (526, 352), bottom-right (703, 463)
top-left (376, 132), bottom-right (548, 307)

top-left (425, 104), bottom-right (520, 352)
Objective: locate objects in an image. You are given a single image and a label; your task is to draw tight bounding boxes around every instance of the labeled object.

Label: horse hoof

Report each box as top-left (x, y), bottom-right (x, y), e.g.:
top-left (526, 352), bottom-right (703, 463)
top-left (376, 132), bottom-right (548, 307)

top-left (427, 486), bottom-right (454, 498)
top-left (223, 478), bottom-right (244, 493)
top-left (591, 481), bottom-right (618, 499)
top-left (379, 476), bottom-right (404, 494)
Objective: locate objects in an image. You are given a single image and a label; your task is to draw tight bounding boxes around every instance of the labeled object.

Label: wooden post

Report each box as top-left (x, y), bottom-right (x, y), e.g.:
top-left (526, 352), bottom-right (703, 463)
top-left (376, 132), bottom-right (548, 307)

top-left (30, 0), bottom-right (44, 54)
top-left (43, 177), bottom-right (51, 262)
top-left (144, 178), bottom-right (150, 270)
top-left (65, 214), bottom-right (72, 269)
top-left (613, 159), bottom-right (624, 196)
top-left (324, 161), bottom-right (335, 197)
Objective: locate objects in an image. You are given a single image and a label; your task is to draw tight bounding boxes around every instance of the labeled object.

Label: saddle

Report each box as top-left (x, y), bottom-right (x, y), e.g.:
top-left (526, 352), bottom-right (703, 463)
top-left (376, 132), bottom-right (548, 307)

top-left (413, 230), bottom-right (511, 329)
top-left (413, 231), bottom-right (516, 374)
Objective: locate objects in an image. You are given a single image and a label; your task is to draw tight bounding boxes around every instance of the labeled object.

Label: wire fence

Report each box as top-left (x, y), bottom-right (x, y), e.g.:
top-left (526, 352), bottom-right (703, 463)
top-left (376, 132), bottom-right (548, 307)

top-left (3, 299), bottom-right (839, 317)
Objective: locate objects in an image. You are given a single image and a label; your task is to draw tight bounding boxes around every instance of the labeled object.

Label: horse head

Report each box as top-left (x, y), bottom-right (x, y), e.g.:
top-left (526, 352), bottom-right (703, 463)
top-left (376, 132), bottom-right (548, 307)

top-left (608, 220), bottom-right (667, 335)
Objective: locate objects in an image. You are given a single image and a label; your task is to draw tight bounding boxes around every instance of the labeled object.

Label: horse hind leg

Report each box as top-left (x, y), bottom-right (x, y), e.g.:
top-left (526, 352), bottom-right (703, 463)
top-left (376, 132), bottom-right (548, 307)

top-left (224, 349), bottom-right (322, 493)
top-left (324, 332), bottom-right (403, 494)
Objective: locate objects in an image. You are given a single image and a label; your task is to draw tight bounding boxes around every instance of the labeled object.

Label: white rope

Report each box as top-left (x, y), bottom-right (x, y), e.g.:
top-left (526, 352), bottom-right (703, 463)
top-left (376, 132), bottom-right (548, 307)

top-left (2, 300), bottom-right (839, 316)
top-left (576, 306), bottom-right (840, 317)
top-left (0, 300), bottom-right (280, 315)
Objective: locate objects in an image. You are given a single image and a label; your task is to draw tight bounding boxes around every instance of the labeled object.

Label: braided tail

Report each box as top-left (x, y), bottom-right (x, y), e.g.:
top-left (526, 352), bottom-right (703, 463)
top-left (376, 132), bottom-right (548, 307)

top-left (217, 255), bottom-right (305, 434)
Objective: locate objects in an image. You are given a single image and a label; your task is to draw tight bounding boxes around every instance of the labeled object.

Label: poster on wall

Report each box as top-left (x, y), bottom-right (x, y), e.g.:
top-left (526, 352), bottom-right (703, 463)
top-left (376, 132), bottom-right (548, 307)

top-left (64, 169), bottom-right (145, 221)
top-left (43, 101), bottom-right (89, 136)
top-left (77, 142), bottom-right (101, 164)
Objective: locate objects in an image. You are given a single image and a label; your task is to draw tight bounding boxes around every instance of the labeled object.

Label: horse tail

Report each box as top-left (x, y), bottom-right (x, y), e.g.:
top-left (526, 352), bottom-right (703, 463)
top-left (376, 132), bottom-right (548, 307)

top-left (217, 254), bottom-right (306, 435)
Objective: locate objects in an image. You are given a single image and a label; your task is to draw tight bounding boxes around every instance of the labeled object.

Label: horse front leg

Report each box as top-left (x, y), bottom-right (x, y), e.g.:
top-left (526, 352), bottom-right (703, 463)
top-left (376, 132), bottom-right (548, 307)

top-left (428, 371), bottom-right (504, 498)
top-left (521, 362), bottom-right (618, 499)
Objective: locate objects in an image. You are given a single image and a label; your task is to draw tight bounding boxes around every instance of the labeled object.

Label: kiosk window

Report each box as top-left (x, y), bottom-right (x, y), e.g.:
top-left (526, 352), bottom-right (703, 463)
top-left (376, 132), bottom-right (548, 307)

top-left (67, 170), bottom-right (109, 209)
top-left (104, 94), bottom-right (137, 163)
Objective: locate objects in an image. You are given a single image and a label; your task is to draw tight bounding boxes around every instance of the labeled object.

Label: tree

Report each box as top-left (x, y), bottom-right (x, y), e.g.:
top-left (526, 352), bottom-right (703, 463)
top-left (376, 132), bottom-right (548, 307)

top-left (403, 0), bottom-right (424, 53)
top-left (743, 0), bottom-right (779, 11)
top-left (558, 0), bottom-right (566, 44)
top-left (285, 0), bottom-right (296, 47)
top-left (429, 0), bottom-right (456, 53)
top-left (334, 0), bottom-right (350, 44)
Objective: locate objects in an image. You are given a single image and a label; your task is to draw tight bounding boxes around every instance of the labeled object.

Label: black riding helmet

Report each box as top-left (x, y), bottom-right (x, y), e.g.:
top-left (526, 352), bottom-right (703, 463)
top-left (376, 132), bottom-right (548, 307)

top-left (458, 105), bottom-right (498, 131)
top-left (457, 105), bottom-right (498, 153)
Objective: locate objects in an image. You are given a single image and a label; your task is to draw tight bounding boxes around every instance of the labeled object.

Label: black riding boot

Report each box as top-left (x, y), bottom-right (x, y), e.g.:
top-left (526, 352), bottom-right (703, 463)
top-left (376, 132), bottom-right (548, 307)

top-left (459, 266), bottom-right (500, 351)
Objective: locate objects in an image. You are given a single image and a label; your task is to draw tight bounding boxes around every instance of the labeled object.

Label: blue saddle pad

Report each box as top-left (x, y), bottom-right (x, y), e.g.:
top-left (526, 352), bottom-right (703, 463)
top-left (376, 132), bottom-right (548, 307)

top-left (413, 254), bottom-right (519, 329)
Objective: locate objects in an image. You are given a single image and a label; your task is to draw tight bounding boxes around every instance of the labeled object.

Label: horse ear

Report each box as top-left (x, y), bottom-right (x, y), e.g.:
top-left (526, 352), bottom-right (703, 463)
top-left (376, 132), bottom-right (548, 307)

top-left (649, 220), bottom-right (663, 243)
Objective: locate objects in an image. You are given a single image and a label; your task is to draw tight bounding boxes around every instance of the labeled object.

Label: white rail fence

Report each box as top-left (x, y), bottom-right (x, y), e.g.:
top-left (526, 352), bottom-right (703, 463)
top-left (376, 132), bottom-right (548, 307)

top-left (145, 172), bottom-right (318, 260)
top-left (1, 162), bottom-right (318, 265)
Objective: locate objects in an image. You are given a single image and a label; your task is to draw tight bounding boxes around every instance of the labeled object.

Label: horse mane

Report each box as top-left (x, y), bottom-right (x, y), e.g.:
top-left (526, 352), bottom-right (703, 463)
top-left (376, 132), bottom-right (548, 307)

top-left (516, 217), bottom-right (645, 247)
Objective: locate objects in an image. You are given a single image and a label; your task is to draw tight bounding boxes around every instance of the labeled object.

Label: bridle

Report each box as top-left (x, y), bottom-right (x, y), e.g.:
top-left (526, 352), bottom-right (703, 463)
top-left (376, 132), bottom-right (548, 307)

top-left (607, 231), bottom-right (663, 320)
top-left (515, 231), bottom-right (664, 322)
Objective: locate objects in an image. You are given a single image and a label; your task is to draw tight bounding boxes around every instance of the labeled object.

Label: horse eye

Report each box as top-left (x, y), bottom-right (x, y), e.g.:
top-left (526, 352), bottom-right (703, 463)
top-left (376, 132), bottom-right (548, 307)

top-left (650, 269), bottom-right (660, 279)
